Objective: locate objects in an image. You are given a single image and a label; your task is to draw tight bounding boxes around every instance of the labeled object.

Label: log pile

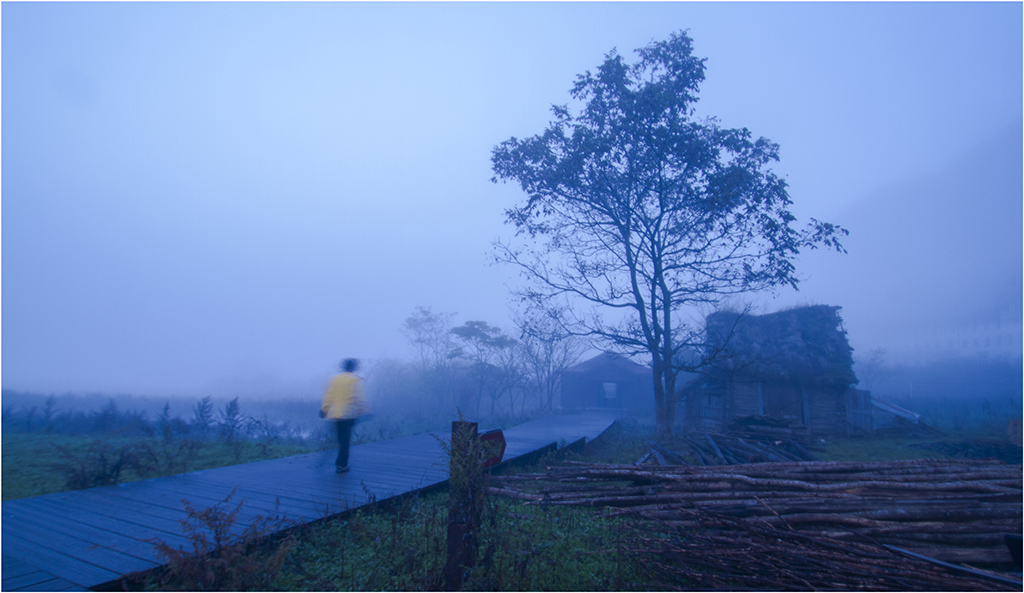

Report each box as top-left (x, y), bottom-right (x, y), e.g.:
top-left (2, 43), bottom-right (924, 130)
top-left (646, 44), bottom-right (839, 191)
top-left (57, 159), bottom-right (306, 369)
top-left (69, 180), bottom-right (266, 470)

top-left (488, 458), bottom-right (1023, 590)
top-left (646, 430), bottom-right (819, 466)
top-left (625, 506), bottom-right (1022, 591)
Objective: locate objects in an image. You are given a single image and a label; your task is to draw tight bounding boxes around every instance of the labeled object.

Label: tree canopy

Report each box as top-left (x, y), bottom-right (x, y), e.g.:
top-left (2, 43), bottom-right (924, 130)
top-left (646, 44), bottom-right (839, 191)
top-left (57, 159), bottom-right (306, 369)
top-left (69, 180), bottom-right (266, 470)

top-left (490, 31), bottom-right (846, 439)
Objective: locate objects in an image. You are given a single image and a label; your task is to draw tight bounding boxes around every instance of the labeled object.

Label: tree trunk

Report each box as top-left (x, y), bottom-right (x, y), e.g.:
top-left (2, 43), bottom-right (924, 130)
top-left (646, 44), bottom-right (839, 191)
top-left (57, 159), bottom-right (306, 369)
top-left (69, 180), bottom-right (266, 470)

top-left (663, 370), bottom-right (677, 435)
top-left (652, 362), bottom-right (671, 441)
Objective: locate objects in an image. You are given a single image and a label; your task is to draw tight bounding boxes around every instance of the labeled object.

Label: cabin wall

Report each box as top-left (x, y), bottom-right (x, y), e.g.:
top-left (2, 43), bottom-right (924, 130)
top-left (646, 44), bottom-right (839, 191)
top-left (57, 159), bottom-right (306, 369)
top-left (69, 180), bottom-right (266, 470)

top-left (559, 373), bottom-right (587, 409)
top-left (762, 383), bottom-right (804, 425)
top-left (729, 382), bottom-right (761, 418)
top-left (560, 372), bottom-right (652, 411)
top-left (684, 381), bottom-right (727, 431)
top-left (806, 385), bottom-right (846, 435)
top-left (684, 378), bottom-right (852, 436)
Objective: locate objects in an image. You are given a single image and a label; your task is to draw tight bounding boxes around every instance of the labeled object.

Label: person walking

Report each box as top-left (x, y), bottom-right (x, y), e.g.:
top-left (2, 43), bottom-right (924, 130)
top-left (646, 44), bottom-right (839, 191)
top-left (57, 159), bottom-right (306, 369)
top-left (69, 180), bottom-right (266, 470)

top-left (320, 358), bottom-right (370, 473)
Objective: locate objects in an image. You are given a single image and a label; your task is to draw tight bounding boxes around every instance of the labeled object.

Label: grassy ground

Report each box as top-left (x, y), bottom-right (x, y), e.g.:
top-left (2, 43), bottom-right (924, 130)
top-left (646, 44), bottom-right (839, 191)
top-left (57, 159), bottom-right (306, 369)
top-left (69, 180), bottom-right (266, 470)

top-left (1, 432), bottom-right (326, 501)
top-left (817, 429), bottom-right (1021, 463)
top-left (270, 490), bottom-right (651, 592)
top-left (819, 434), bottom-right (954, 462)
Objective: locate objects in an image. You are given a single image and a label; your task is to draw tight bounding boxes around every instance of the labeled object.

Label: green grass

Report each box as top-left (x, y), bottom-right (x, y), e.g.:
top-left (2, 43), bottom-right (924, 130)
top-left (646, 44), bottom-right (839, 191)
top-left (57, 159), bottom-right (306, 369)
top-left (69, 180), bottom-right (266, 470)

top-left (1, 432), bottom-right (326, 501)
top-left (272, 486), bottom-right (651, 591)
top-left (2, 433), bottom-right (100, 500)
top-left (817, 435), bottom-right (953, 462)
top-left (816, 426), bottom-right (1018, 463)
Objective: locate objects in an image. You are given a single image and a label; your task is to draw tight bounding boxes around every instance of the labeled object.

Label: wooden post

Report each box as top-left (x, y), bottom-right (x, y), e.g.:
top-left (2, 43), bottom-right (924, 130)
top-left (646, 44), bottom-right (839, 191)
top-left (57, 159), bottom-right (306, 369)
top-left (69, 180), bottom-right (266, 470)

top-left (444, 420), bottom-right (480, 591)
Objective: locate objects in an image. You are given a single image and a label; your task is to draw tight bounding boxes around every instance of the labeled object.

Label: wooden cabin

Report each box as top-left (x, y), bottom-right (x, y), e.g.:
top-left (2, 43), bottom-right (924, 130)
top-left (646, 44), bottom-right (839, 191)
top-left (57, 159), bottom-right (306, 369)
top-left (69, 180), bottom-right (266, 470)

top-left (560, 352), bottom-right (653, 411)
top-left (681, 305), bottom-right (867, 436)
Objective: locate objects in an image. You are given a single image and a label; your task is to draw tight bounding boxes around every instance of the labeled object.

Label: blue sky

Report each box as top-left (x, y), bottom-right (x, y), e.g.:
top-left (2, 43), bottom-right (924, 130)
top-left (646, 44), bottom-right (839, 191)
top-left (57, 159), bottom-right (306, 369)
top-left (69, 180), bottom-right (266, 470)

top-left (3, 2), bottom-right (1021, 398)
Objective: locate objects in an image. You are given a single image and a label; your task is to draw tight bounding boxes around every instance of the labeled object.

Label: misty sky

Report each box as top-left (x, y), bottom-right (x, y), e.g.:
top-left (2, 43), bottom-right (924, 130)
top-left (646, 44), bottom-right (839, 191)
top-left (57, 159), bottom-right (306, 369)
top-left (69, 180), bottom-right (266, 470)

top-left (3, 2), bottom-right (1021, 399)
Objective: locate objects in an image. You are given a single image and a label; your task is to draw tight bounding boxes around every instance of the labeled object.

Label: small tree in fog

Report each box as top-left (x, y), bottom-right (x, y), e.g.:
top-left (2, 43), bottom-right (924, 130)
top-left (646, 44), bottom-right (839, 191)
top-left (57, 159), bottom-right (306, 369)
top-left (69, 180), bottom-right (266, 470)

top-left (94, 399), bottom-right (119, 434)
top-left (451, 321), bottom-right (519, 416)
top-left (491, 31), bottom-right (847, 439)
top-left (158, 402), bottom-right (174, 444)
top-left (495, 341), bottom-right (528, 416)
top-left (219, 397), bottom-right (244, 443)
top-left (403, 306), bottom-right (461, 408)
top-left (515, 308), bottom-right (586, 412)
top-left (404, 306), bottom-right (460, 370)
top-left (42, 395), bottom-right (57, 433)
top-left (24, 406), bottom-right (38, 432)
top-left (191, 396), bottom-right (215, 440)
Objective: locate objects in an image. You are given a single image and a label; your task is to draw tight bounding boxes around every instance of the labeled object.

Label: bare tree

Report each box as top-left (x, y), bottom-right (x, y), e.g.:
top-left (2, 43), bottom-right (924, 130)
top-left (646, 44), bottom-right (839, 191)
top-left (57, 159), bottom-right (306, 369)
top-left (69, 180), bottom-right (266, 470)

top-left (451, 321), bottom-right (518, 417)
top-left (491, 32), bottom-right (846, 439)
top-left (514, 307), bottom-right (586, 413)
top-left (402, 306), bottom-right (461, 409)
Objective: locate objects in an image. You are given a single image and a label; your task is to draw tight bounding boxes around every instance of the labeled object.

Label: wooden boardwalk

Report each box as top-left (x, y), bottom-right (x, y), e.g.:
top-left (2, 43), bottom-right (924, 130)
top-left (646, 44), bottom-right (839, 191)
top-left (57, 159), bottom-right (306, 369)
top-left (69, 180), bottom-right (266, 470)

top-left (1, 411), bottom-right (620, 591)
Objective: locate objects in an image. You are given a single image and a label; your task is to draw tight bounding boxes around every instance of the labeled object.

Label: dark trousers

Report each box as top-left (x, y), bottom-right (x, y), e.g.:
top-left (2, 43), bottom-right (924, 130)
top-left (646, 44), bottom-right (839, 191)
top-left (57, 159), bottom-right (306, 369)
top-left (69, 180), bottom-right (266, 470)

top-left (334, 418), bottom-right (355, 468)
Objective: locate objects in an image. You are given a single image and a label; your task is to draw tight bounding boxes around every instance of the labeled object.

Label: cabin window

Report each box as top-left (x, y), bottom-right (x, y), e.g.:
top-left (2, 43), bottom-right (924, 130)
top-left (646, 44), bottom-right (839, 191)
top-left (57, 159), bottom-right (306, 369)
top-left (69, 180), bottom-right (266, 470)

top-left (602, 383), bottom-right (618, 400)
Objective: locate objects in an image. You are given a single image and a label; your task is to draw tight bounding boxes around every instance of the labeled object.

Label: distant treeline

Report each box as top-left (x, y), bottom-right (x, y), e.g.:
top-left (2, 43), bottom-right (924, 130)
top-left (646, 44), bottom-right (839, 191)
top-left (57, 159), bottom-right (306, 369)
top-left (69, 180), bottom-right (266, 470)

top-left (1, 391), bottom-right (323, 444)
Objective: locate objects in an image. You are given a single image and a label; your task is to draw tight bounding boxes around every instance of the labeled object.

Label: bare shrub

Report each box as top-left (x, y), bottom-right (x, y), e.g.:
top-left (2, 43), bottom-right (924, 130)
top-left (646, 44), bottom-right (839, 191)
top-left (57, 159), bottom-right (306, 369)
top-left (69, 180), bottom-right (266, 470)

top-left (147, 490), bottom-right (295, 591)
top-left (55, 440), bottom-right (140, 490)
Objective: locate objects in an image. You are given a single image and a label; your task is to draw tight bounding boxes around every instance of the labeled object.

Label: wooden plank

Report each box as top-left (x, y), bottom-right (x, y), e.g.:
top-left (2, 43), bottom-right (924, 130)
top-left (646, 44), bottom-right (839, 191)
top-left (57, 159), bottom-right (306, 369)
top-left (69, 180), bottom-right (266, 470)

top-left (2, 531), bottom-right (122, 588)
top-left (181, 464), bottom-right (409, 503)
top-left (1, 512), bottom-right (162, 568)
top-left (16, 513), bottom-right (189, 563)
top-left (86, 480), bottom-right (245, 513)
top-left (2, 501), bottom-right (191, 556)
top-left (2, 510), bottom-right (160, 575)
top-left (133, 476), bottom-right (327, 519)
top-left (196, 462), bottom-right (426, 503)
top-left (2, 556), bottom-right (39, 580)
top-left (88, 479), bottom-right (322, 523)
top-left (3, 570), bottom-right (59, 591)
top-left (172, 448), bottom-right (448, 504)
top-left (3, 570), bottom-right (82, 592)
top-left (21, 488), bottom-right (193, 533)
top-left (68, 480), bottom-right (289, 518)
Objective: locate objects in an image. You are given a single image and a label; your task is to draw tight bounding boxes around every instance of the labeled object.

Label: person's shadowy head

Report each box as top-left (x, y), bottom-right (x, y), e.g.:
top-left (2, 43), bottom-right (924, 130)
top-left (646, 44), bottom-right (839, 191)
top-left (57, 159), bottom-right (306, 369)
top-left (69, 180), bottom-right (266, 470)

top-left (342, 358), bottom-right (359, 373)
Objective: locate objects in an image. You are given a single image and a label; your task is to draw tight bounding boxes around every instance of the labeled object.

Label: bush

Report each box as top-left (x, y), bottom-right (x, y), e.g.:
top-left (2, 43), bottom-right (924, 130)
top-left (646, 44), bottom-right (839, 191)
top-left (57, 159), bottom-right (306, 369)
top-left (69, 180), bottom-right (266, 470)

top-left (54, 439), bottom-right (141, 490)
top-left (144, 491), bottom-right (295, 591)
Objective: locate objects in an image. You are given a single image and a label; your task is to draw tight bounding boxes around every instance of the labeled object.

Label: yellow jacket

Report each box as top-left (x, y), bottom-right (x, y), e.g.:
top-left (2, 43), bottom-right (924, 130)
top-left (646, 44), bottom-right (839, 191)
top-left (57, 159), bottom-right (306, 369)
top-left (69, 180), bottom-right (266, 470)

top-left (321, 373), bottom-right (369, 420)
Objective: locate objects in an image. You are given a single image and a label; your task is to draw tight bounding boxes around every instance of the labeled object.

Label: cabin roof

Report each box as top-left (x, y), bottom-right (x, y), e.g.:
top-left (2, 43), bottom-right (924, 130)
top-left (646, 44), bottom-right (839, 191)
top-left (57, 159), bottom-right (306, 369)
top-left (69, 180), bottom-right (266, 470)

top-left (565, 352), bottom-right (650, 377)
top-left (705, 305), bottom-right (857, 386)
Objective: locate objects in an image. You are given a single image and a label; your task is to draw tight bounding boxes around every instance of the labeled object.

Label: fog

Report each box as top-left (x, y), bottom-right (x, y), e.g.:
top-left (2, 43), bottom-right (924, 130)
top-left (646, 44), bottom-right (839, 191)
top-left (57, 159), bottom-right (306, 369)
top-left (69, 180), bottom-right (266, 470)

top-left (3, 2), bottom-right (1021, 401)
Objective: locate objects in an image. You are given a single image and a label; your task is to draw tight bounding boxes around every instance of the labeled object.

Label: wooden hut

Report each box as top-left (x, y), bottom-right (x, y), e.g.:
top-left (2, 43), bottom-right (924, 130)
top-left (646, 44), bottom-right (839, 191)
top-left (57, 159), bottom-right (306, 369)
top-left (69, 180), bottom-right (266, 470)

top-left (682, 305), bottom-right (867, 436)
top-left (560, 352), bottom-right (653, 411)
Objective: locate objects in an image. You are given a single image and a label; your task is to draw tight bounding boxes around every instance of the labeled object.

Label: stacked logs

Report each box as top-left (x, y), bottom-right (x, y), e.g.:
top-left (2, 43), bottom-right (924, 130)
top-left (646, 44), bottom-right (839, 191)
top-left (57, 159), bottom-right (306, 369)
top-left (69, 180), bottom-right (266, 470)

top-left (642, 431), bottom-right (819, 466)
top-left (488, 458), bottom-right (1023, 590)
top-left (626, 507), bottom-right (1021, 591)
